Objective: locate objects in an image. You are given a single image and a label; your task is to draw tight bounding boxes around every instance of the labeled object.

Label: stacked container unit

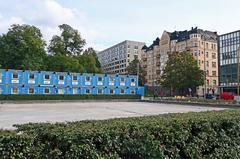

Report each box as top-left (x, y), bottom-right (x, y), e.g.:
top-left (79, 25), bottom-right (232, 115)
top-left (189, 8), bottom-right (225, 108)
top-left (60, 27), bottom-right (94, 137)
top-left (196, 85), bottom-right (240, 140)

top-left (0, 69), bottom-right (144, 96)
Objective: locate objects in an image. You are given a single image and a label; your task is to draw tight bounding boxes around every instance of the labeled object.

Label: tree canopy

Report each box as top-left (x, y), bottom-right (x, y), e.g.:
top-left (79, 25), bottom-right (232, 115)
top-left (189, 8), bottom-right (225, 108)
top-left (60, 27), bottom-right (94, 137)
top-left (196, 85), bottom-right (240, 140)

top-left (161, 52), bottom-right (204, 93)
top-left (0, 23), bottom-right (102, 74)
top-left (0, 24), bottom-right (47, 70)
top-left (126, 58), bottom-right (146, 86)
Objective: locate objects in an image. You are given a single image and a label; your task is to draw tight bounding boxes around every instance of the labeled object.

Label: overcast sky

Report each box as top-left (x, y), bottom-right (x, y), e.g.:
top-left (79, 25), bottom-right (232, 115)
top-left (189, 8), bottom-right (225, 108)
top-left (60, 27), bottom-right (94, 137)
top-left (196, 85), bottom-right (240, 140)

top-left (0, 0), bottom-right (239, 51)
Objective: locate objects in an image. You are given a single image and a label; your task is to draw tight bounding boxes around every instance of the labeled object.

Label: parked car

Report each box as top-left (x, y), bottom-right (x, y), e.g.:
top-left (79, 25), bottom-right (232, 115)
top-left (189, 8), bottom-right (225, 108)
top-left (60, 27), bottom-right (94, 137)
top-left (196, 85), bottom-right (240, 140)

top-left (205, 93), bottom-right (219, 100)
top-left (220, 92), bottom-right (236, 100)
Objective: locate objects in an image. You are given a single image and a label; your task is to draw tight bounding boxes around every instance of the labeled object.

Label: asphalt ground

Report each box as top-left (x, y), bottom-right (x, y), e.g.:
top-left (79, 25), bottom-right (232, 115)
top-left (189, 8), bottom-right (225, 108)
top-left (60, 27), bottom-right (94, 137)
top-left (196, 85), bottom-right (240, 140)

top-left (0, 102), bottom-right (226, 129)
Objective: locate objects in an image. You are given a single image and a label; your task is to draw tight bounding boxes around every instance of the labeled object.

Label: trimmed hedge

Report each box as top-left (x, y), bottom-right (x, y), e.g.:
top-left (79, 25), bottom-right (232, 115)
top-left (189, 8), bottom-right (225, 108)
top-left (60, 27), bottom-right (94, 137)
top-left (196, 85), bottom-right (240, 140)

top-left (2, 110), bottom-right (240, 158)
top-left (0, 94), bottom-right (141, 100)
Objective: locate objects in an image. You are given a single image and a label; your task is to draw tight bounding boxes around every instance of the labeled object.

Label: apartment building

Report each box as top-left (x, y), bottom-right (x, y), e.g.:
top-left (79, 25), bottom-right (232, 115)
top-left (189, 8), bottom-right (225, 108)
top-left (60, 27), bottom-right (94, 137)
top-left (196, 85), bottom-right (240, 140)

top-left (141, 38), bottom-right (161, 86)
top-left (97, 40), bottom-right (145, 74)
top-left (141, 27), bottom-right (218, 96)
top-left (219, 30), bottom-right (240, 93)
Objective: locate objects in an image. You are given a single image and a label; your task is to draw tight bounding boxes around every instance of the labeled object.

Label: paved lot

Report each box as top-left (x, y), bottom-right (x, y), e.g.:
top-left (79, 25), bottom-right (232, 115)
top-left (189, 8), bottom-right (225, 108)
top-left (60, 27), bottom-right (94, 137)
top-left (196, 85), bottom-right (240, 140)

top-left (0, 102), bottom-right (226, 129)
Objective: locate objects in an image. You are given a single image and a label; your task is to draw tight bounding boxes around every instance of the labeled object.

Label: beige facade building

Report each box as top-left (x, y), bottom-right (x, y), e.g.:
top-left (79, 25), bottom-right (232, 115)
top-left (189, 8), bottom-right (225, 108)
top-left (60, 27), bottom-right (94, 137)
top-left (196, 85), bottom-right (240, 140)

top-left (141, 27), bottom-right (218, 96)
top-left (98, 40), bottom-right (145, 74)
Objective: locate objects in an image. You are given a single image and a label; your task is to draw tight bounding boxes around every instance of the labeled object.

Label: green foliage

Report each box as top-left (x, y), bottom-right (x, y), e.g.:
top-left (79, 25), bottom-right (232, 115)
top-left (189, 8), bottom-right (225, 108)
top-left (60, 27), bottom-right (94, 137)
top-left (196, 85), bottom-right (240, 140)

top-left (0, 94), bottom-right (141, 100)
top-left (126, 58), bottom-right (146, 86)
top-left (48, 24), bottom-right (86, 56)
top-left (1, 110), bottom-right (240, 158)
top-left (0, 24), bottom-right (47, 70)
top-left (161, 52), bottom-right (204, 91)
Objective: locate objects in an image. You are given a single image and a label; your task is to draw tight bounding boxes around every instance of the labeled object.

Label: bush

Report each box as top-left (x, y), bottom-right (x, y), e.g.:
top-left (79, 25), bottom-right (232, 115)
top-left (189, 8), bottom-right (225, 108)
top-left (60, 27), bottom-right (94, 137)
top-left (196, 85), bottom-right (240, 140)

top-left (2, 110), bottom-right (240, 158)
top-left (0, 94), bottom-right (141, 101)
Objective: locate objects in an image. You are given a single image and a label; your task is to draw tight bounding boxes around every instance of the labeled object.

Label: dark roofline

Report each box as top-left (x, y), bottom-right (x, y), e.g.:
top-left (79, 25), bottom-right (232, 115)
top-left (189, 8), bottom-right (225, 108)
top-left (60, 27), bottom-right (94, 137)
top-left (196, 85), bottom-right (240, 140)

top-left (219, 30), bottom-right (240, 37)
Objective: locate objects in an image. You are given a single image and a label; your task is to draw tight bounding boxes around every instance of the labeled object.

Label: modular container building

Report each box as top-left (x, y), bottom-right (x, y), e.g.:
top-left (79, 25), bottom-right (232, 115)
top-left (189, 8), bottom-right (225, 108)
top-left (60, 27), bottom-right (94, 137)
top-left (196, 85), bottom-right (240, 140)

top-left (0, 69), bottom-right (144, 96)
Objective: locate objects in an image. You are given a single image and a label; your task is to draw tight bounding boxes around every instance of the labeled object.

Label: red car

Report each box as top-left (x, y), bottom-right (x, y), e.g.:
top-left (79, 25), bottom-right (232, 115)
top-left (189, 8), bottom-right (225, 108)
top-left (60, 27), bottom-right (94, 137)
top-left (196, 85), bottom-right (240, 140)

top-left (220, 92), bottom-right (236, 100)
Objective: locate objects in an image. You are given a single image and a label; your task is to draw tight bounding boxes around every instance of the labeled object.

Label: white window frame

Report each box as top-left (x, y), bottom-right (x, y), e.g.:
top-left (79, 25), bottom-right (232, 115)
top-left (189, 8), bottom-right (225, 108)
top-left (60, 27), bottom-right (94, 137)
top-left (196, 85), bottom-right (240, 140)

top-left (86, 89), bottom-right (90, 94)
top-left (44, 74), bottom-right (50, 80)
top-left (130, 90), bottom-right (135, 95)
top-left (85, 76), bottom-right (91, 82)
top-left (12, 73), bottom-right (19, 79)
top-left (110, 89), bottom-right (114, 94)
top-left (11, 88), bottom-right (19, 94)
top-left (44, 88), bottom-right (50, 94)
top-left (59, 75), bottom-right (64, 81)
top-left (98, 77), bottom-right (103, 82)
top-left (29, 73), bottom-right (35, 80)
top-left (28, 88), bottom-right (35, 94)
top-left (72, 75), bottom-right (78, 81)
top-left (98, 89), bottom-right (103, 94)
top-left (73, 88), bottom-right (78, 94)
top-left (58, 88), bottom-right (64, 94)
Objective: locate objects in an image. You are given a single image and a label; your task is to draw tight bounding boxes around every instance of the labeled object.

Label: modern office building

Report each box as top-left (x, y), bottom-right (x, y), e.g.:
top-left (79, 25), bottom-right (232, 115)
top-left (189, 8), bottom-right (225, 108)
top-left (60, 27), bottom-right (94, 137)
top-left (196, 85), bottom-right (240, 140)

top-left (141, 27), bottom-right (218, 96)
top-left (0, 69), bottom-right (144, 96)
top-left (97, 40), bottom-right (145, 74)
top-left (219, 30), bottom-right (240, 93)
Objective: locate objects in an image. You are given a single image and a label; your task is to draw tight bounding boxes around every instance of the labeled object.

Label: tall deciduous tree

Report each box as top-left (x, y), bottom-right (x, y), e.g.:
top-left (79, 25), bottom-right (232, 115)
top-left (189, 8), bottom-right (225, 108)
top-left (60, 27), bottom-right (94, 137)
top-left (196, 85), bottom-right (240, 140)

top-left (0, 24), bottom-right (47, 70)
top-left (48, 24), bottom-right (86, 56)
top-left (126, 58), bottom-right (146, 86)
top-left (161, 52), bottom-right (204, 94)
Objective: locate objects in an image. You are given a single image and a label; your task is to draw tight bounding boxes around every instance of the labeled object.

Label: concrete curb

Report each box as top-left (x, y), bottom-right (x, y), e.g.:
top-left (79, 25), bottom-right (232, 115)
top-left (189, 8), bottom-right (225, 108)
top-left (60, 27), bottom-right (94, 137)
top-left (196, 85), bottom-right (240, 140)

top-left (141, 100), bottom-right (240, 109)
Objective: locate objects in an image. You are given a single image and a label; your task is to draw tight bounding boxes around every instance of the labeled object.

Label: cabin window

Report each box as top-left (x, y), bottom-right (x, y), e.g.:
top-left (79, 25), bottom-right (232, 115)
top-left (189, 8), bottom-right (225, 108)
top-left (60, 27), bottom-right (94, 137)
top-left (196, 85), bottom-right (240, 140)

top-left (120, 89), bottom-right (125, 94)
top-left (44, 88), bottom-right (50, 94)
top-left (29, 73), bottom-right (35, 80)
top-left (98, 89), bottom-right (103, 94)
top-left (12, 73), bottom-right (18, 79)
top-left (86, 76), bottom-right (91, 82)
top-left (11, 88), bottom-right (19, 94)
top-left (28, 88), bottom-right (35, 94)
top-left (110, 89), bottom-right (114, 94)
top-left (59, 75), bottom-right (64, 81)
top-left (44, 75), bottom-right (50, 80)
top-left (86, 89), bottom-right (90, 94)
top-left (73, 75), bottom-right (78, 81)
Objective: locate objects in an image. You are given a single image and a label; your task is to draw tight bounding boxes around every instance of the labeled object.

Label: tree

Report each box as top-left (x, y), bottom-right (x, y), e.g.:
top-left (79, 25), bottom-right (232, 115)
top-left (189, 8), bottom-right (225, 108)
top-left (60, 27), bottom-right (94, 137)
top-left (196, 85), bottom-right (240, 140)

top-left (161, 52), bottom-right (204, 95)
top-left (0, 24), bottom-right (47, 70)
top-left (126, 58), bottom-right (146, 86)
top-left (48, 24), bottom-right (86, 56)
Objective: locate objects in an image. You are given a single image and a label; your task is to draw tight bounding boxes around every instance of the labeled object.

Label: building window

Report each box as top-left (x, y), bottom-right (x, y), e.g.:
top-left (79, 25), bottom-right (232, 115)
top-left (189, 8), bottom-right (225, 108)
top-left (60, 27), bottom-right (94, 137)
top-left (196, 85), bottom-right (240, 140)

top-left (212, 62), bottom-right (216, 68)
top-left (59, 75), bottom-right (64, 81)
top-left (207, 80), bottom-right (209, 86)
top-left (130, 90), bottom-right (135, 94)
top-left (58, 88), bottom-right (64, 94)
top-left (86, 76), bottom-right (91, 82)
top-left (86, 89), bottom-right (90, 94)
top-left (73, 75), bottom-right (78, 81)
top-left (12, 73), bottom-right (18, 79)
top-left (134, 46), bottom-right (138, 49)
top-left (44, 88), bottom-right (50, 94)
top-left (206, 52), bottom-right (208, 58)
top-left (120, 78), bottom-right (125, 83)
top-left (98, 89), bottom-right (103, 94)
top-left (110, 77), bottom-right (114, 82)
top-left (28, 88), bottom-right (35, 94)
top-left (110, 89), bottom-right (114, 94)
top-left (29, 73), bottom-right (35, 80)
top-left (98, 77), bottom-right (103, 82)
top-left (120, 89), bottom-right (125, 94)
top-left (213, 80), bottom-right (217, 86)
top-left (212, 53), bottom-right (216, 59)
top-left (212, 71), bottom-right (217, 76)
top-left (45, 74), bottom-right (50, 80)
top-left (73, 88), bottom-right (78, 94)
top-left (11, 88), bottom-right (19, 94)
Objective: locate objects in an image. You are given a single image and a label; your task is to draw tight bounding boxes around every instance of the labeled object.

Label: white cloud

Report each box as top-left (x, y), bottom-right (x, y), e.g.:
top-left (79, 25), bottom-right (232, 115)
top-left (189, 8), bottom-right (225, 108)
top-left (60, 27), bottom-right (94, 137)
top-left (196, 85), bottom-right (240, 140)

top-left (0, 0), bottom-right (106, 51)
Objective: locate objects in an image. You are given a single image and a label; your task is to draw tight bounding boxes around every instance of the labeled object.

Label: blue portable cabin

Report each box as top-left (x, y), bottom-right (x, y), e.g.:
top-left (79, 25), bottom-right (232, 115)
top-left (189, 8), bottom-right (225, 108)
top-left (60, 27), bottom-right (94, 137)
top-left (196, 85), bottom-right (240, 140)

top-left (22, 85), bottom-right (40, 94)
top-left (39, 86), bottom-right (55, 95)
top-left (82, 73), bottom-right (94, 87)
top-left (54, 71), bottom-right (70, 87)
top-left (6, 69), bottom-right (24, 85)
top-left (70, 73), bottom-right (82, 87)
top-left (22, 70), bottom-right (40, 86)
top-left (6, 85), bottom-right (24, 94)
top-left (94, 74), bottom-right (105, 87)
top-left (127, 75), bottom-right (138, 87)
top-left (116, 75), bottom-right (128, 87)
top-left (105, 74), bottom-right (116, 87)
top-left (38, 71), bottom-right (55, 86)
top-left (0, 69), bottom-right (7, 84)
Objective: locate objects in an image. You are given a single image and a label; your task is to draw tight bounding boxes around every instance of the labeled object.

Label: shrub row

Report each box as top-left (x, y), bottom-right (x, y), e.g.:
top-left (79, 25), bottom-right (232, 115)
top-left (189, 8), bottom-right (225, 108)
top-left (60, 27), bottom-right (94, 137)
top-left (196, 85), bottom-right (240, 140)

top-left (1, 110), bottom-right (240, 158)
top-left (0, 94), bottom-right (141, 101)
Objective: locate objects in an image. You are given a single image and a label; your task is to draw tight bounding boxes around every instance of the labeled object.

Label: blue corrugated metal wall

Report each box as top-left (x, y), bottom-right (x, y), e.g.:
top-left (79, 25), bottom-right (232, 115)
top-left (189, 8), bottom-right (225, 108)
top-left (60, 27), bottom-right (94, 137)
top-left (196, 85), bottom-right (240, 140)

top-left (0, 69), bottom-right (144, 96)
